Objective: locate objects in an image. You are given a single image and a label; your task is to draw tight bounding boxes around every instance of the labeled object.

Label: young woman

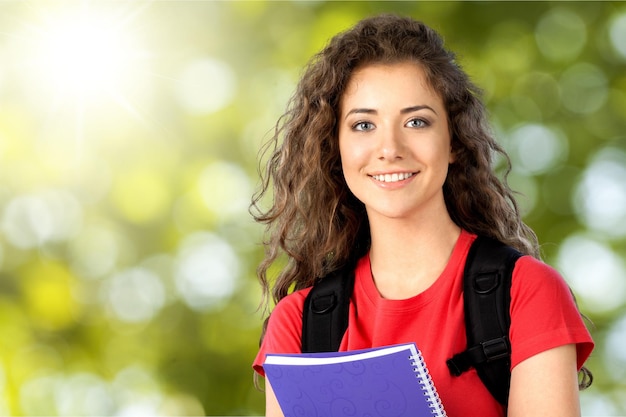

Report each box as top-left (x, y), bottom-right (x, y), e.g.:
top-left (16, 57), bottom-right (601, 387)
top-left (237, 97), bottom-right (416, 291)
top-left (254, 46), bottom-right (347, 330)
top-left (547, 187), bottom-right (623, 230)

top-left (251, 14), bottom-right (594, 417)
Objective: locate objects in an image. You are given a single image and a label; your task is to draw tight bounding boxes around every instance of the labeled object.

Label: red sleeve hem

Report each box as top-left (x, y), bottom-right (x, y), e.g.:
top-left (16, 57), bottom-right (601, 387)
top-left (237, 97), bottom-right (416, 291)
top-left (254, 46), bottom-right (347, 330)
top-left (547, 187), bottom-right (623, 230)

top-left (511, 327), bottom-right (594, 370)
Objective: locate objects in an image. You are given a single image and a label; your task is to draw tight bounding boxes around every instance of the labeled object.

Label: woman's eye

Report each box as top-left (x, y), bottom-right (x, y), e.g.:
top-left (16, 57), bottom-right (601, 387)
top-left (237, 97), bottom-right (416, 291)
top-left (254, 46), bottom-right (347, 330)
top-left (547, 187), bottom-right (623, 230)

top-left (353, 121), bottom-right (375, 131)
top-left (406, 118), bottom-right (427, 128)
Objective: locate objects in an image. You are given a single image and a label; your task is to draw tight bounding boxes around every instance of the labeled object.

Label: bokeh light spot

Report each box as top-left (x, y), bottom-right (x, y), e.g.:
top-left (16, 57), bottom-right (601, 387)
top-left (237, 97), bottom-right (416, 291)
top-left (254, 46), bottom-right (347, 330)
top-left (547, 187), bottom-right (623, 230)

top-left (112, 365), bottom-right (160, 400)
top-left (574, 147), bottom-right (626, 237)
top-left (55, 373), bottom-right (114, 416)
top-left (609, 12), bottom-right (626, 60)
top-left (605, 314), bottom-right (626, 380)
top-left (174, 232), bottom-right (239, 312)
top-left (176, 57), bottom-right (237, 114)
top-left (70, 223), bottom-right (120, 280)
top-left (1, 189), bottom-right (83, 249)
top-left (199, 160), bottom-right (252, 220)
top-left (105, 267), bottom-right (165, 323)
top-left (508, 123), bottom-right (567, 175)
top-left (19, 374), bottom-right (58, 416)
top-left (535, 8), bottom-right (587, 61)
top-left (21, 261), bottom-right (80, 330)
top-left (560, 63), bottom-right (608, 114)
top-left (581, 392), bottom-right (621, 417)
top-left (557, 234), bottom-right (626, 314)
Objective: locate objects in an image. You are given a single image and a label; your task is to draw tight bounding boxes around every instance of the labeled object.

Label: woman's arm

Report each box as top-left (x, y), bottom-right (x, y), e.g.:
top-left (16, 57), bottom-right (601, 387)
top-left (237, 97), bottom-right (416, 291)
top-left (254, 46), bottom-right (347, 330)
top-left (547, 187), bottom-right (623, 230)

top-left (508, 344), bottom-right (580, 417)
top-left (265, 378), bottom-right (285, 417)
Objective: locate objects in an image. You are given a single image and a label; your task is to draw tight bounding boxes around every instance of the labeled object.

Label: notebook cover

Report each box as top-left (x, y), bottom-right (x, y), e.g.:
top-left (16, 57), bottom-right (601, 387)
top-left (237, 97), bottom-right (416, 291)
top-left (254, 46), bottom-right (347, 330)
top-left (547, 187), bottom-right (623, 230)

top-left (264, 343), bottom-right (446, 417)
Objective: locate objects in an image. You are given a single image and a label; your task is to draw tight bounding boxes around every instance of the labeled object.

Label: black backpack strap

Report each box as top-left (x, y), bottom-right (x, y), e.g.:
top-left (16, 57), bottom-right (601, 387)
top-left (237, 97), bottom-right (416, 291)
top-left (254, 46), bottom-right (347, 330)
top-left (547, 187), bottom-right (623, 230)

top-left (446, 235), bottom-right (522, 405)
top-left (301, 267), bottom-right (355, 353)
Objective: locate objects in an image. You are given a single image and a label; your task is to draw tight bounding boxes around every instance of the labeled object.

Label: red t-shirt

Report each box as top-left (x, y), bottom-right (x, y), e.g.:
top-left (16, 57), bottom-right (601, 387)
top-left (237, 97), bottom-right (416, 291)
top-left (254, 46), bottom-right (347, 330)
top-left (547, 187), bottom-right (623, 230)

top-left (253, 230), bottom-right (594, 417)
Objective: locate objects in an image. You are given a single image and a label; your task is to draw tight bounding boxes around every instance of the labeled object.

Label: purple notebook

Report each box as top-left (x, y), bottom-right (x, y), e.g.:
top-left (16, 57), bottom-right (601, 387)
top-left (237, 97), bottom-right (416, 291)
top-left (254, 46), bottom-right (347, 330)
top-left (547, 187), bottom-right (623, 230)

top-left (263, 343), bottom-right (446, 417)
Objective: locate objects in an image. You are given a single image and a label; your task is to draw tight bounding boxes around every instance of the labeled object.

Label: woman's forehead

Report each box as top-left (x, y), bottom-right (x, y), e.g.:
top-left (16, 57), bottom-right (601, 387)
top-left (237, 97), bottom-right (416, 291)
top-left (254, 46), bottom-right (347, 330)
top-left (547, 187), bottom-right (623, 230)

top-left (340, 62), bottom-right (445, 112)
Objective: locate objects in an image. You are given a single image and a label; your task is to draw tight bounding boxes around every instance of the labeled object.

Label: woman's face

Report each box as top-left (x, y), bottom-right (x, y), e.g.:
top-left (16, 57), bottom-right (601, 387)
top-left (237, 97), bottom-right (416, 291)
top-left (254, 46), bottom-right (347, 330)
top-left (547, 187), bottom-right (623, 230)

top-left (338, 61), bottom-right (454, 223)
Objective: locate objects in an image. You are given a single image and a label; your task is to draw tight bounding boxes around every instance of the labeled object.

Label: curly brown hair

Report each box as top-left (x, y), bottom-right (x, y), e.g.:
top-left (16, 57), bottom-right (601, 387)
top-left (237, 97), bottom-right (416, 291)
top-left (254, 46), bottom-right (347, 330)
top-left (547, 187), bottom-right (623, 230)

top-left (251, 13), bottom-right (592, 391)
top-left (251, 14), bottom-right (538, 307)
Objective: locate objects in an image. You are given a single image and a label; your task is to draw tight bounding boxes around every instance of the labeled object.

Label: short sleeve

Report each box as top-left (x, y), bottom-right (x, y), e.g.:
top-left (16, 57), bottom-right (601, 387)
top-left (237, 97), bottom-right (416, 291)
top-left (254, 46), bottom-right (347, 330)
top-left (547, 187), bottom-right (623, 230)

top-left (509, 256), bottom-right (594, 370)
top-left (252, 288), bottom-right (310, 376)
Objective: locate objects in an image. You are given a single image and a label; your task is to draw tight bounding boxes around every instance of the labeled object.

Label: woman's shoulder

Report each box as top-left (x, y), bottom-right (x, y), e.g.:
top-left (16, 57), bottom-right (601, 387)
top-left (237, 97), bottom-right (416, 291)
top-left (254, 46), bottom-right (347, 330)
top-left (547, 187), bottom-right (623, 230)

top-left (511, 254), bottom-right (576, 304)
top-left (254, 287), bottom-right (314, 374)
top-left (259, 287), bottom-right (313, 360)
top-left (270, 286), bottom-right (312, 323)
top-left (513, 255), bottom-right (565, 284)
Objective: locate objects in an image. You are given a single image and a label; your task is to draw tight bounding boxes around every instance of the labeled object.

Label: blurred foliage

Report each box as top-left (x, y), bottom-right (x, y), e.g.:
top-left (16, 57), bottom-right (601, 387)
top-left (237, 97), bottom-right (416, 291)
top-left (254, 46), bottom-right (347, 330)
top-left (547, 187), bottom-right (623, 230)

top-left (0, 1), bottom-right (625, 415)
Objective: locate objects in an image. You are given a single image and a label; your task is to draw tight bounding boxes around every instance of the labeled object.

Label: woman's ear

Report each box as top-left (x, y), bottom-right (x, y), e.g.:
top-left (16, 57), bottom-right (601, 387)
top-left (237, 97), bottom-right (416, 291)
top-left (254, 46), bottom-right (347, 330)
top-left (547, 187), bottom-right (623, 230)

top-left (448, 146), bottom-right (456, 164)
top-left (448, 130), bottom-right (457, 164)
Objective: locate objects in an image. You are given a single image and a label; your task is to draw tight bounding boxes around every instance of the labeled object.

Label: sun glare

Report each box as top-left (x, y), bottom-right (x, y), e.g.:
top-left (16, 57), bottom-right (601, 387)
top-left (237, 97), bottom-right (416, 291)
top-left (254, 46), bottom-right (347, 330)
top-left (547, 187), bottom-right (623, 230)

top-left (45, 21), bottom-right (127, 95)
top-left (33, 11), bottom-right (142, 99)
top-left (10, 3), bottom-right (153, 159)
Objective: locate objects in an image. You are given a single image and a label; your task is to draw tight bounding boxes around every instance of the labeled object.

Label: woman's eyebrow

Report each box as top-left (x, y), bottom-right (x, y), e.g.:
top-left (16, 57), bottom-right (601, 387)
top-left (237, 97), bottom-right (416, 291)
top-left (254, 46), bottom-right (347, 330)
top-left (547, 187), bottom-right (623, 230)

top-left (401, 105), bottom-right (438, 115)
top-left (344, 108), bottom-right (377, 119)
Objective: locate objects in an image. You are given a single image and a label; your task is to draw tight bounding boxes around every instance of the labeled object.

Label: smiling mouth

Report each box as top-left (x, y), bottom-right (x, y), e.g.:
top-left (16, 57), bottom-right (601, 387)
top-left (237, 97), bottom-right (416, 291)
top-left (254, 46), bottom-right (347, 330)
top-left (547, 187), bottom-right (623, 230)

top-left (371, 172), bottom-right (416, 183)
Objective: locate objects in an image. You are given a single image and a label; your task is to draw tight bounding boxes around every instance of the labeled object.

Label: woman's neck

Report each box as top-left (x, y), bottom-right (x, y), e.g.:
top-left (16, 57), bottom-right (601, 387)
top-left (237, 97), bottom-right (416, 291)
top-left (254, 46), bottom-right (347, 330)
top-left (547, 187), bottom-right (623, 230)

top-left (367, 209), bottom-right (461, 299)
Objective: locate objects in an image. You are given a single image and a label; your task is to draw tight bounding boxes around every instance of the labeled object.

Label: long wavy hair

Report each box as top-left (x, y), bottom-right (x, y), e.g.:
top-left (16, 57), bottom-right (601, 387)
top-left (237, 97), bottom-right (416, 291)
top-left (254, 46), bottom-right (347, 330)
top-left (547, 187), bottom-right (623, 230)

top-left (251, 14), bottom-right (591, 388)
top-left (252, 14), bottom-right (538, 304)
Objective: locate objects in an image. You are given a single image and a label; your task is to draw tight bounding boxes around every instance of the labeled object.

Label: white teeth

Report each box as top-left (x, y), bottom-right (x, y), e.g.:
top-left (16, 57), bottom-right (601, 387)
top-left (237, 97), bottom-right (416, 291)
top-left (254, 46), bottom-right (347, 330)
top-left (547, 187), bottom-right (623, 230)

top-left (372, 172), bottom-right (414, 183)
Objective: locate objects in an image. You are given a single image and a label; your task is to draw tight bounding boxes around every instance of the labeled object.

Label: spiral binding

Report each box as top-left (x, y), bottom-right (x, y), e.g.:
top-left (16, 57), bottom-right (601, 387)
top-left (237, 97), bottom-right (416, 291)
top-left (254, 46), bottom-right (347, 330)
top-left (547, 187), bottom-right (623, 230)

top-left (410, 352), bottom-right (447, 417)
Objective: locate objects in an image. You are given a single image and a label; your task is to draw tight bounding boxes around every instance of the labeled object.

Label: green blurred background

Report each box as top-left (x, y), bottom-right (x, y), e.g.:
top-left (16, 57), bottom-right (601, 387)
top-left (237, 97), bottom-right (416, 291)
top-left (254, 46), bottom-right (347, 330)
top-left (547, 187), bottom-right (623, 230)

top-left (0, 1), bottom-right (624, 415)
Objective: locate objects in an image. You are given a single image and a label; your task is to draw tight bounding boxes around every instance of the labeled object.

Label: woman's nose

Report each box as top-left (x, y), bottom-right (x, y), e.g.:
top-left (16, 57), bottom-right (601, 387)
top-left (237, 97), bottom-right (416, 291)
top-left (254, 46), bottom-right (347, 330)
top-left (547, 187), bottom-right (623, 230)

top-left (378, 126), bottom-right (405, 161)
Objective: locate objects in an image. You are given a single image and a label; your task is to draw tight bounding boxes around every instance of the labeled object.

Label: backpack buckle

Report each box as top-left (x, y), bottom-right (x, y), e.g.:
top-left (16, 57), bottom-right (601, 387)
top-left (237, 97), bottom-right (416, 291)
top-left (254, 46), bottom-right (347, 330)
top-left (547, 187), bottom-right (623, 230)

top-left (311, 294), bottom-right (337, 314)
top-left (481, 337), bottom-right (510, 362)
